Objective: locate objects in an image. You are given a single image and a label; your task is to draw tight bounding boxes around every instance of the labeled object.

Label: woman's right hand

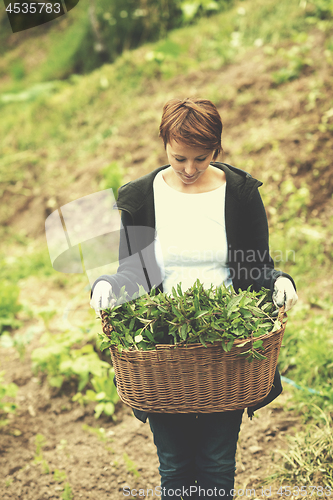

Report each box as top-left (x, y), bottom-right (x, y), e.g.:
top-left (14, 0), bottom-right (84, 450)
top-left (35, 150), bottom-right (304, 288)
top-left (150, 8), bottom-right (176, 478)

top-left (90, 281), bottom-right (115, 317)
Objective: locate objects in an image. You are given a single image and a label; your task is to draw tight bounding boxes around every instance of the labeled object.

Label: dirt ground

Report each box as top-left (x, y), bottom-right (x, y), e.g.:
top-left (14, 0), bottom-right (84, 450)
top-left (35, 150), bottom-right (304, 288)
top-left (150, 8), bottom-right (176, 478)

top-left (0, 281), bottom-right (300, 500)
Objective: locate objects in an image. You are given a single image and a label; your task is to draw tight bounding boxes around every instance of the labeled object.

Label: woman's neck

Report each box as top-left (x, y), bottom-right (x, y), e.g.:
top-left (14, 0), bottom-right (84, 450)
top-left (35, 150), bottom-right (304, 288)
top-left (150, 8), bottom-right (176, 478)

top-left (162, 165), bottom-right (226, 194)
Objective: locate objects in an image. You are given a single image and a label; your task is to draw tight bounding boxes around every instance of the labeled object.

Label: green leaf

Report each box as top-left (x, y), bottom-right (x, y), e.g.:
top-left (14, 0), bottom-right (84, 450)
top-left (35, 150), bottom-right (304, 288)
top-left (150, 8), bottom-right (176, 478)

top-left (272, 319), bottom-right (282, 332)
top-left (49, 376), bottom-right (64, 388)
top-left (103, 402), bottom-right (115, 416)
top-left (179, 323), bottom-right (186, 340)
top-left (239, 308), bottom-right (253, 319)
top-left (129, 318), bottom-right (135, 330)
top-left (252, 351), bottom-right (267, 360)
top-left (125, 332), bottom-right (133, 344)
top-left (226, 295), bottom-right (242, 318)
top-left (194, 310), bottom-right (210, 319)
top-left (237, 349), bottom-right (252, 357)
top-left (236, 340), bottom-right (251, 348)
top-left (253, 340), bottom-right (264, 349)
top-left (226, 339), bottom-right (234, 351)
top-left (95, 391), bottom-right (107, 401)
top-left (99, 341), bottom-right (111, 351)
top-left (143, 329), bottom-right (154, 342)
top-left (199, 335), bottom-right (207, 347)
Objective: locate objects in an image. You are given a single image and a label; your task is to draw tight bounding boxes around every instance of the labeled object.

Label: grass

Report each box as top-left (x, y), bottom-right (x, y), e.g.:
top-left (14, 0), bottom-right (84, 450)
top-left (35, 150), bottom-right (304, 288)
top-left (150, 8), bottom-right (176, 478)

top-left (269, 407), bottom-right (333, 491)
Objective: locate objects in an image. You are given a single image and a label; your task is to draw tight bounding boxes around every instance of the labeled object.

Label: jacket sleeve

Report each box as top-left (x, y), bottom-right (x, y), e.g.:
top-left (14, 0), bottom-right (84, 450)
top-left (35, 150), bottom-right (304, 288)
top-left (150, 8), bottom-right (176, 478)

top-left (240, 188), bottom-right (296, 293)
top-left (91, 210), bottom-right (162, 300)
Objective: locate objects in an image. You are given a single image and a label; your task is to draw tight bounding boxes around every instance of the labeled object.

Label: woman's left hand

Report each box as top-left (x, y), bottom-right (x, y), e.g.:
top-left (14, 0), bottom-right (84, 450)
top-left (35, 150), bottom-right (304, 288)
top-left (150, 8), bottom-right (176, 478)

top-left (273, 277), bottom-right (298, 312)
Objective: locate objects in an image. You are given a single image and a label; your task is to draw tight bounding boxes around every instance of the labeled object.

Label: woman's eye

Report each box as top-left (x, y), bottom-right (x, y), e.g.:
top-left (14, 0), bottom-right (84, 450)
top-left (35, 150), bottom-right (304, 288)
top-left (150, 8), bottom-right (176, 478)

top-left (175, 158), bottom-right (185, 162)
top-left (196, 158), bottom-right (207, 162)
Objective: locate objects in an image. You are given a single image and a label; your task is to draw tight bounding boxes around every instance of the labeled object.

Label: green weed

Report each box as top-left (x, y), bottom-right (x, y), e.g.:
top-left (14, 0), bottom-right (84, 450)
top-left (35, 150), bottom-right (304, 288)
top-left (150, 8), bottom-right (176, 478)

top-left (62, 482), bottom-right (74, 500)
top-left (54, 469), bottom-right (67, 483)
top-left (272, 45), bottom-right (313, 85)
top-left (82, 424), bottom-right (109, 442)
top-left (0, 281), bottom-right (22, 335)
top-left (278, 303), bottom-right (333, 417)
top-left (31, 328), bottom-right (98, 389)
top-left (0, 326), bottom-right (41, 360)
top-left (73, 368), bottom-right (119, 419)
top-left (99, 161), bottom-right (124, 198)
top-left (31, 324), bottom-right (118, 418)
top-left (34, 433), bottom-right (47, 463)
top-left (37, 309), bottom-right (57, 331)
top-left (269, 407), bottom-right (333, 489)
top-left (42, 460), bottom-right (50, 474)
top-left (123, 453), bottom-right (140, 478)
top-left (0, 372), bottom-right (18, 427)
top-left (0, 245), bottom-right (56, 283)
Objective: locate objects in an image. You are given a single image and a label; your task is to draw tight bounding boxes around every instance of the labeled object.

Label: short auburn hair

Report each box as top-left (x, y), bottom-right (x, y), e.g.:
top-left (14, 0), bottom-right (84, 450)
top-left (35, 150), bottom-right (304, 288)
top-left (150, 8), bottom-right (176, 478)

top-left (159, 98), bottom-right (223, 160)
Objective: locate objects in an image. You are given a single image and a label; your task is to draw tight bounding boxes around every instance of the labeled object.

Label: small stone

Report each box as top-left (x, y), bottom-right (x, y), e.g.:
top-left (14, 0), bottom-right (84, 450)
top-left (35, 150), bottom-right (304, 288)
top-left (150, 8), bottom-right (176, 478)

top-left (28, 405), bottom-right (36, 417)
top-left (249, 445), bottom-right (263, 454)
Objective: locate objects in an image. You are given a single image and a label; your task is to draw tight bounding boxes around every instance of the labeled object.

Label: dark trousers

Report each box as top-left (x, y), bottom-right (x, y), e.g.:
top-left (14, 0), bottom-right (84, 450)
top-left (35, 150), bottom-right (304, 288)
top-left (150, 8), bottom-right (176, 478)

top-left (148, 410), bottom-right (243, 499)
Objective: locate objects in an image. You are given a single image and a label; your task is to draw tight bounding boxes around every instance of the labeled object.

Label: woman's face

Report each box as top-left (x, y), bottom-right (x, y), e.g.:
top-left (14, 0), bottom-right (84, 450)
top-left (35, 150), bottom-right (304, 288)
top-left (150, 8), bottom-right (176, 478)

top-left (166, 139), bottom-right (215, 185)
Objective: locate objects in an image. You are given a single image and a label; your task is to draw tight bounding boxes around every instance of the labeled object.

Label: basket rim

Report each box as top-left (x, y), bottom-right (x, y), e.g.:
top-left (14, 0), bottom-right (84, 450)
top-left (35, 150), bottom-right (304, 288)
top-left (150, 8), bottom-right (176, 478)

top-left (109, 308), bottom-right (287, 354)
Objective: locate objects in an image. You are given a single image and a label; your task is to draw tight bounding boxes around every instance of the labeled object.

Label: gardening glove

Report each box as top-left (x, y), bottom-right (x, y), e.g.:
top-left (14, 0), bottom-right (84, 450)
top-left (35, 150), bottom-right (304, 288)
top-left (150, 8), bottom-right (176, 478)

top-left (272, 276), bottom-right (298, 312)
top-left (90, 280), bottom-right (115, 317)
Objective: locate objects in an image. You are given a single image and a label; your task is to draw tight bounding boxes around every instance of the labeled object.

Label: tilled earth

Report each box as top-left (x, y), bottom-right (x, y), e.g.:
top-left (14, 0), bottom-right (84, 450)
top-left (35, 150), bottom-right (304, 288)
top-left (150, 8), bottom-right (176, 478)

top-left (0, 334), bottom-right (299, 500)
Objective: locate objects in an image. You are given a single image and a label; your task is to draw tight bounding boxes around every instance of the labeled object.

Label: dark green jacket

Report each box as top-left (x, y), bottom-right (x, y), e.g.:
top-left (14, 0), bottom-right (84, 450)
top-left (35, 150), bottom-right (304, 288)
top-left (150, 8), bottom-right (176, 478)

top-left (93, 163), bottom-right (295, 422)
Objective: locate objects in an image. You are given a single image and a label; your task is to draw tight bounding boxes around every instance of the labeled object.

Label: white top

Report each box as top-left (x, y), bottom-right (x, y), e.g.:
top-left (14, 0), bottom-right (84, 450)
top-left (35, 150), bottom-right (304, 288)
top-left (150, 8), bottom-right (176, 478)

top-left (153, 169), bottom-right (232, 294)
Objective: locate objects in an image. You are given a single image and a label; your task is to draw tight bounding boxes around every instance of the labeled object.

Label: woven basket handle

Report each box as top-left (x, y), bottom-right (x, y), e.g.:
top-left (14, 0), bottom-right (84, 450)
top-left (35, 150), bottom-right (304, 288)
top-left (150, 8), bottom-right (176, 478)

top-left (277, 305), bottom-right (286, 323)
top-left (101, 311), bottom-right (113, 339)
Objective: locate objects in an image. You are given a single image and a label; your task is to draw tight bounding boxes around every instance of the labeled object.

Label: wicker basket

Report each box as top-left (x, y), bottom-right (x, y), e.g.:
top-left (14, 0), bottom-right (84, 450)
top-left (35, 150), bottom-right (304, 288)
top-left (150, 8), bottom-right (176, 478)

top-left (101, 309), bottom-right (286, 413)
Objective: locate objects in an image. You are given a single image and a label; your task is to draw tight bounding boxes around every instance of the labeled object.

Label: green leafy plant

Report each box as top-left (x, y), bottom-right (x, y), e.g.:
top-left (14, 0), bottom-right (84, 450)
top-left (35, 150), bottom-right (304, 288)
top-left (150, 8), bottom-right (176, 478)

top-left (0, 371), bottom-right (18, 427)
top-left (62, 482), bottom-right (74, 500)
top-left (0, 281), bottom-right (22, 335)
top-left (73, 368), bottom-right (119, 419)
top-left (32, 327), bottom-right (118, 418)
top-left (308, 0), bottom-right (333, 20)
top-left (123, 452), bottom-right (140, 478)
top-left (0, 326), bottom-right (40, 360)
top-left (99, 161), bottom-right (124, 199)
top-left (272, 45), bottom-right (312, 85)
top-left (38, 308), bottom-right (57, 330)
top-left (34, 433), bottom-right (47, 462)
top-left (99, 280), bottom-right (282, 361)
top-left (31, 329), bottom-right (103, 390)
top-left (82, 424), bottom-right (112, 443)
top-left (54, 469), bottom-right (67, 483)
top-left (269, 406), bottom-right (333, 489)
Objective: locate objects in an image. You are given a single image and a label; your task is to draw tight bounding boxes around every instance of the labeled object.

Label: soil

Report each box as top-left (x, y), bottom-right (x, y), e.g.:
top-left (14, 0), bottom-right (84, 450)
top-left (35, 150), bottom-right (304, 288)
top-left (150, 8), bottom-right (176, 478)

top-left (0, 342), bottom-right (300, 500)
top-left (0, 278), bottom-right (301, 500)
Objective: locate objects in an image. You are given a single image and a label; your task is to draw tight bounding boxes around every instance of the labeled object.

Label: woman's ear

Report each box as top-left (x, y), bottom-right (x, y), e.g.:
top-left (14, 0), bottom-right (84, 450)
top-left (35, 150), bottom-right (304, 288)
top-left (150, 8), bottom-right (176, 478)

top-left (213, 147), bottom-right (223, 161)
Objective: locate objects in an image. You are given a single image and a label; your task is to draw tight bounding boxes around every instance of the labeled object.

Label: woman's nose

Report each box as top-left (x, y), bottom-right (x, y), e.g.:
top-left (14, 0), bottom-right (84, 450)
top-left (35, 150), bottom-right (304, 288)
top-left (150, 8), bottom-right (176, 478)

top-left (184, 162), bottom-right (197, 175)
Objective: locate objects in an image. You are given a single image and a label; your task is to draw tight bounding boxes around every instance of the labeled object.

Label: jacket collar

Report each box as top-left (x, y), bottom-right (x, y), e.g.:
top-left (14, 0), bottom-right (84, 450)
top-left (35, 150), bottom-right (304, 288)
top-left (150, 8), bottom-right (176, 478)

top-left (116, 163), bottom-right (262, 214)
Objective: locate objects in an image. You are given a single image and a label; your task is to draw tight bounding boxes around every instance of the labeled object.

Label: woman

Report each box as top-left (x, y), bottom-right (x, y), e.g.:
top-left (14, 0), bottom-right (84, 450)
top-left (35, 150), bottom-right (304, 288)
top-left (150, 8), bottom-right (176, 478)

top-left (90, 98), bottom-right (298, 499)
